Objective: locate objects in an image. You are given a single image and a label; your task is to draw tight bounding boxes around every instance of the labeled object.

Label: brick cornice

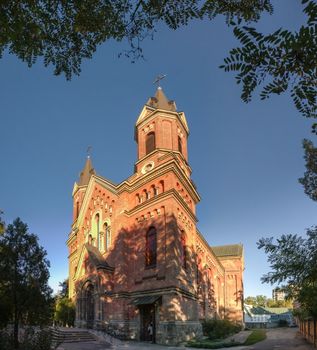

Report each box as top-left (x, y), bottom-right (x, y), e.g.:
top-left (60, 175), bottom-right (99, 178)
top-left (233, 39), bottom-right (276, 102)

top-left (123, 188), bottom-right (198, 223)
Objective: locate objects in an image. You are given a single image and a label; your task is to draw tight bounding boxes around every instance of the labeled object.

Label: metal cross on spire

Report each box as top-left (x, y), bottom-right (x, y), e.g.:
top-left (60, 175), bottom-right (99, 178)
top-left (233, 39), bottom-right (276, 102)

top-left (153, 74), bottom-right (167, 88)
top-left (86, 145), bottom-right (92, 158)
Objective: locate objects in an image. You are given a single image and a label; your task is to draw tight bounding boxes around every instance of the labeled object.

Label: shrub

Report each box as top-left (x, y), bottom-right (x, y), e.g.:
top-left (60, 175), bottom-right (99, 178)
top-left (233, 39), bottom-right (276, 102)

top-left (202, 319), bottom-right (242, 340)
top-left (0, 328), bottom-right (52, 350)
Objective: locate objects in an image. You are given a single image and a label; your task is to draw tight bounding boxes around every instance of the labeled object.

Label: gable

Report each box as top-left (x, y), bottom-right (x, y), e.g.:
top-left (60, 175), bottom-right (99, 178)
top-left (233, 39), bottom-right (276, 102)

top-left (74, 243), bottom-right (114, 281)
top-left (76, 175), bottom-right (118, 232)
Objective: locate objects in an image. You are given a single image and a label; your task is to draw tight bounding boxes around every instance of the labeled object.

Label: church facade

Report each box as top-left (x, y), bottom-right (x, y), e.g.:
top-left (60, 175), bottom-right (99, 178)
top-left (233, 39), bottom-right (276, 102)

top-left (67, 88), bottom-right (244, 345)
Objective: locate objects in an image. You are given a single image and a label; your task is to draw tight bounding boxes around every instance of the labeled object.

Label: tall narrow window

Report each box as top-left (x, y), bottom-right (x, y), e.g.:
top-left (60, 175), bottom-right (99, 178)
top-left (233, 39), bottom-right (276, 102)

top-left (104, 223), bottom-right (111, 251)
top-left (145, 227), bottom-right (157, 267)
top-left (146, 132), bottom-right (155, 155)
top-left (196, 258), bottom-right (201, 284)
top-left (159, 180), bottom-right (164, 193)
top-left (180, 233), bottom-right (187, 269)
top-left (95, 214), bottom-right (100, 250)
top-left (178, 136), bottom-right (183, 154)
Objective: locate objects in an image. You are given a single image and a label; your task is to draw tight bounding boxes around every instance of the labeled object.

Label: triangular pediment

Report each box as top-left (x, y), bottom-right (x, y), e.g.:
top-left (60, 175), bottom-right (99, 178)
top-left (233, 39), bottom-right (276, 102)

top-left (74, 174), bottom-right (118, 230)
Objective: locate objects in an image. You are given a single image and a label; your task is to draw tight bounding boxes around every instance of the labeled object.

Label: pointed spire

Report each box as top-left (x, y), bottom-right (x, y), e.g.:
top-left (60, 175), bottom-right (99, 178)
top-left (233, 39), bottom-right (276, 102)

top-left (78, 156), bottom-right (95, 186)
top-left (146, 87), bottom-right (177, 112)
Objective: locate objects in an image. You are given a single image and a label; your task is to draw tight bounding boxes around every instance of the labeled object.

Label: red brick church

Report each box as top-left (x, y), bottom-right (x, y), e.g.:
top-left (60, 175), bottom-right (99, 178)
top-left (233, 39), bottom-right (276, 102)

top-left (67, 87), bottom-right (244, 345)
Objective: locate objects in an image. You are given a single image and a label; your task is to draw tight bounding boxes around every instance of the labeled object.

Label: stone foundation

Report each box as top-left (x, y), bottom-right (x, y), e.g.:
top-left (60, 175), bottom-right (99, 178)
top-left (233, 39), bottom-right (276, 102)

top-left (156, 320), bottom-right (202, 345)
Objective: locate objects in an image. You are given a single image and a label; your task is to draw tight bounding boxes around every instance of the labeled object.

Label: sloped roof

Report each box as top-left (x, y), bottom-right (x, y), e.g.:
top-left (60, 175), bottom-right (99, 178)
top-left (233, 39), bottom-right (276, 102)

top-left (78, 157), bottom-right (96, 186)
top-left (146, 87), bottom-right (177, 111)
top-left (245, 305), bottom-right (292, 316)
top-left (264, 307), bottom-right (291, 315)
top-left (249, 306), bottom-right (272, 315)
top-left (211, 244), bottom-right (243, 257)
top-left (85, 243), bottom-right (114, 271)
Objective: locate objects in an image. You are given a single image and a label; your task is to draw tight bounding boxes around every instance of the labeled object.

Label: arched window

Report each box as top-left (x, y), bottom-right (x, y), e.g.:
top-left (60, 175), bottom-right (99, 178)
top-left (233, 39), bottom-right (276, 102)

top-left (95, 214), bottom-right (100, 250)
top-left (180, 233), bottom-right (187, 269)
top-left (151, 185), bottom-right (156, 197)
top-left (104, 223), bottom-right (111, 251)
top-left (88, 234), bottom-right (92, 245)
top-left (143, 189), bottom-right (150, 200)
top-left (146, 132), bottom-right (155, 155)
top-left (145, 227), bottom-right (157, 267)
top-left (178, 136), bottom-right (183, 154)
top-left (196, 257), bottom-right (201, 284)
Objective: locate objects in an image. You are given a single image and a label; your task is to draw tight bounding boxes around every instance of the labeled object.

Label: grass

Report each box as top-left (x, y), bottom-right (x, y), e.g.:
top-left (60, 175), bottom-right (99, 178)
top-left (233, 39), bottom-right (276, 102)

top-left (243, 329), bottom-right (266, 345)
top-left (187, 340), bottom-right (242, 349)
top-left (187, 329), bottom-right (267, 349)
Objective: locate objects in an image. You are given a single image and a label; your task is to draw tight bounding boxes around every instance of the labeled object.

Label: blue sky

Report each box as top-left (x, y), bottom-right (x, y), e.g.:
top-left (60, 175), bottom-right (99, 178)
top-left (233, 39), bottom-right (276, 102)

top-left (1, 1), bottom-right (315, 298)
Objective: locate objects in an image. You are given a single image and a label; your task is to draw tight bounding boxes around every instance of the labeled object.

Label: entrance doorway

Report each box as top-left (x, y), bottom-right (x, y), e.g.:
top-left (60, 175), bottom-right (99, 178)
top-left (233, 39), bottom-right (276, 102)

top-left (140, 304), bottom-right (155, 342)
top-left (86, 284), bottom-right (94, 328)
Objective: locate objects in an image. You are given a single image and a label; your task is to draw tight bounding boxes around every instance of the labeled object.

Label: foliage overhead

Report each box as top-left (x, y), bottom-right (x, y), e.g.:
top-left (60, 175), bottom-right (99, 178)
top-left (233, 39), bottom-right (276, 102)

top-left (299, 139), bottom-right (317, 201)
top-left (0, 218), bottom-right (53, 348)
top-left (257, 226), bottom-right (317, 318)
top-left (221, 0), bottom-right (317, 129)
top-left (0, 0), bottom-right (272, 80)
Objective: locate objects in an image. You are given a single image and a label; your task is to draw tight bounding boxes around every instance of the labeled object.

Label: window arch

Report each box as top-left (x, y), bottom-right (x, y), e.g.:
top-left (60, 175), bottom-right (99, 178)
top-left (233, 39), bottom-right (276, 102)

top-left (178, 136), bottom-right (183, 154)
top-left (146, 132), bottom-right (155, 155)
top-left (104, 222), bottom-right (111, 251)
top-left (95, 214), bottom-right (100, 250)
top-left (180, 232), bottom-right (187, 269)
top-left (145, 227), bottom-right (157, 267)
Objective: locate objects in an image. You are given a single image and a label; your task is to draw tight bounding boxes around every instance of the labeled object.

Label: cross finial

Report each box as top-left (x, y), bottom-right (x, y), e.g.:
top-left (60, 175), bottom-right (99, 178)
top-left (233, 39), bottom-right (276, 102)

top-left (153, 74), bottom-right (167, 88)
top-left (86, 145), bottom-right (92, 158)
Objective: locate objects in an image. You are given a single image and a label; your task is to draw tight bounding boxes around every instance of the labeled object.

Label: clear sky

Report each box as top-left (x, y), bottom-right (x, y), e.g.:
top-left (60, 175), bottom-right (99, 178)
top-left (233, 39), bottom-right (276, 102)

top-left (1, 1), bottom-right (315, 298)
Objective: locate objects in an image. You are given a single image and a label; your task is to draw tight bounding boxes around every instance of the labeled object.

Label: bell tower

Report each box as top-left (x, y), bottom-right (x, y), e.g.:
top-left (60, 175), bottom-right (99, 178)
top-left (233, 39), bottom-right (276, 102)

top-left (134, 87), bottom-right (191, 177)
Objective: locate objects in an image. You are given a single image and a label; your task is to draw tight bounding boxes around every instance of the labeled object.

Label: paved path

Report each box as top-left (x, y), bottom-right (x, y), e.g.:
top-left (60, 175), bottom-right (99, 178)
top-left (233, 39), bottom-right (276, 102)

top-left (57, 327), bottom-right (315, 350)
top-left (243, 327), bottom-right (315, 350)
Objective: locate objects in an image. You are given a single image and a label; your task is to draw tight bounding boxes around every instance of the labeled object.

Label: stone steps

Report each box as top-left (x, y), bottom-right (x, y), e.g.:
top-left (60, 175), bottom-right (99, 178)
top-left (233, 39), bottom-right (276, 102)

top-left (51, 328), bottom-right (96, 344)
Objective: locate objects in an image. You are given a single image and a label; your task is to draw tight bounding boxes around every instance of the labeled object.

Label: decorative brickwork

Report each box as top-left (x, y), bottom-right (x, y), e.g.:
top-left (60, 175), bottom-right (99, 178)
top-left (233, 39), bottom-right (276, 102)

top-left (67, 88), bottom-right (244, 345)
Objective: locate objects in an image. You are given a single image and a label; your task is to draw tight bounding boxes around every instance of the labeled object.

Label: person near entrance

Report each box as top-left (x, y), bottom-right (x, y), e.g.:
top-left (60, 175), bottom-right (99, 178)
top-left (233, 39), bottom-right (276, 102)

top-left (147, 322), bottom-right (154, 342)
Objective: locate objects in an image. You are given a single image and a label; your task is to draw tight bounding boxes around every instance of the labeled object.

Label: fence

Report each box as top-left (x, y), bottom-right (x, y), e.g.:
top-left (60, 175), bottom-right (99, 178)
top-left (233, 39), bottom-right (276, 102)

top-left (298, 318), bottom-right (317, 347)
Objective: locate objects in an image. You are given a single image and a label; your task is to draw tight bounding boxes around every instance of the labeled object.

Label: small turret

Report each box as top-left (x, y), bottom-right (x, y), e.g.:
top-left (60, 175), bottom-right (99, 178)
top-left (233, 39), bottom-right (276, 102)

top-left (146, 87), bottom-right (177, 112)
top-left (78, 156), bottom-right (95, 187)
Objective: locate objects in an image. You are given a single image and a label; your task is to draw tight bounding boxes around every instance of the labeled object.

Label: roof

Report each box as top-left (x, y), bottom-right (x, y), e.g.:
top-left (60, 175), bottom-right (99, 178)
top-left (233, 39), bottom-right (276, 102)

top-left (129, 295), bottom-right (161, 306)
top-left (244, 305), bottom-right (292, 316)
top-left (264, 307), bottom-right (291, 315)
top-left (85, 243), bottom-right (114, 271)
top-left (78, 157), bottom-right (96, 186)
top-left (211, 244), bottom-right (243, 257)
top-left (146, 87), bottom-right (177, 111)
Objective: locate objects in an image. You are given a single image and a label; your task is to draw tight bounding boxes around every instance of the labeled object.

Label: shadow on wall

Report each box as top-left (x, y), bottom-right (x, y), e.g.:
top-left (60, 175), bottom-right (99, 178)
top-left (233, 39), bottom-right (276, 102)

top-left (72, 212), bottom-right (231, 342)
